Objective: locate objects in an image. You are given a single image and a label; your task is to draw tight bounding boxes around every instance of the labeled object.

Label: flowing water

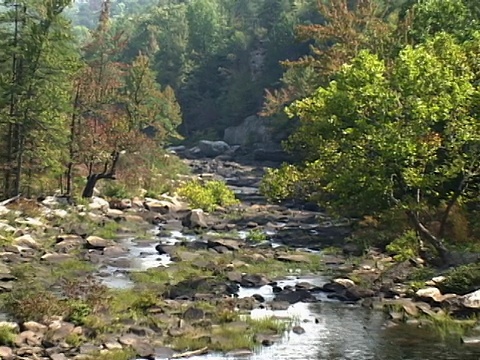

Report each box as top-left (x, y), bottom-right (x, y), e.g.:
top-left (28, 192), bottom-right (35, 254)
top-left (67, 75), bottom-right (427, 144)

top-left (100, 233), bottom-right (480, 360)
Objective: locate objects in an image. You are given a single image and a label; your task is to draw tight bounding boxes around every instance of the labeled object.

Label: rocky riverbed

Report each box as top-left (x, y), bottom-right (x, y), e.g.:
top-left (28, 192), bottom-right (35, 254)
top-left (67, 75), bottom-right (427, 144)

top-left (0, 150), bottom-right (478, 360)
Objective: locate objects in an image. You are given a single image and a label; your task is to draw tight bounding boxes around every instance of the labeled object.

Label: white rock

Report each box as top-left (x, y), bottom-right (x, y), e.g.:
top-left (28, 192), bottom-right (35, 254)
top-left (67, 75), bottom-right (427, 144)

top-left (333, 278), bottom-right (355, 288)
top-left (461, 289), bottom-right (480, 309)
top-left (0, 206), bottom-right (10, 216)
top-left (15, 217), bottom-right (44, 227)
top-left (52, 209), bottom-right (68, 218)
top-left (13, 234), bottom-right (39, 249)
top-left (88, 196), bottom-right (110, 212)
top-left (106, 209), bottom-right (124, 218)
top-left (42, 196), bottom-right (69, 208)
top-left (432, 276), bottom-right (446, 284)
top-left (0, 222), bottom-right (16, 233)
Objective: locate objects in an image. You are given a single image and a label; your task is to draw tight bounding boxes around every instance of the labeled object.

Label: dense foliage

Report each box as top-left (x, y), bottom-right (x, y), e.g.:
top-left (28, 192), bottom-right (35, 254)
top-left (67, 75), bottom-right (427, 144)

top-left (0, 0), bottom-right (478, 261)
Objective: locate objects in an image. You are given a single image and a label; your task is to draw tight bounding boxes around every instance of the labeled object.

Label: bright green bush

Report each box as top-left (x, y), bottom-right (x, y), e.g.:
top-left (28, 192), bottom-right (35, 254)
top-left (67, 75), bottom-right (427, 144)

top-left (0, 325), bottom-right (16, 346)
top-left (385, 230), bottom-right (419, 261)
top-left (260, 164), bottom-right (302, 202)
top-left (177, 180), bottom-right (239, 212)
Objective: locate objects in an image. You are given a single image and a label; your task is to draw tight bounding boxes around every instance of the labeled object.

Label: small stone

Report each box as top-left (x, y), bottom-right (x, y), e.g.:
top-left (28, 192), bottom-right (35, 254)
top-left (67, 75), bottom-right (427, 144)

top-left (50, 353), bottom-right (68, 360)
top-left (0, 346), bottom-right (13, 359)
top-left (23, 321), bottom-right (47, 334)
top-left (86, 236), bottom-right (115, 250)
top-left (183, 307), bottom-right (205, 321)
top-left (104, 341), bottom-right (123, 350)
top-left (292, 326), bottom-right (305, 335)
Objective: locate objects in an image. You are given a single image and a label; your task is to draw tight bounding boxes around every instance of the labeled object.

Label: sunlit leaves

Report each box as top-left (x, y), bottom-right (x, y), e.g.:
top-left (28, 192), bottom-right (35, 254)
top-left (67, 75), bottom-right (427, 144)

top-left (282, 33), bottom-right (480, 216)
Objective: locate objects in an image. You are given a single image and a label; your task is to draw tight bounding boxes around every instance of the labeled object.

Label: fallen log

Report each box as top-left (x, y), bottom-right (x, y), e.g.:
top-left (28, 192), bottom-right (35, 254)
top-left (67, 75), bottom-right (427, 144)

top-left (172, 347), bottom-right (209, 358)
top-left (0, 194), bottom-right (21, 206)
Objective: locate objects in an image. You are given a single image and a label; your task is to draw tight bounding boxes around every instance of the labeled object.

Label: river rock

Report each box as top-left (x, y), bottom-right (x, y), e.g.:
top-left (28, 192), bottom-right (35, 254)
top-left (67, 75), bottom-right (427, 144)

top-left (415, 287), bottom-right (444, 303)
top-left (460, 289), bottom-right (480, 309)
top-left (109, 198), bottom-right (132, 210)
top-left (15, 330), bottom-right (43, 347)
top-left (197, 140), bottom-right (230, 157)
top-left (292, 326), bottom-right (306, 335)
top-left (41, 253), bottom-right (73, 263)
top-left (165, 277), bottom-right (231, 299)
top-left (55, 237), bottom-right (85, 253)
top-left (88, 197), bottom-right (110, 212)
top-left (344, 286), bottom-right (375, 301)
top-left (270, 301), bottom-right (290, 310)
top-left (240, 274), bottom-right (269, 288)
top-left (155, 244), bottom-right (176, 256)
top-left (53, 354), bottom-right (71, 360)
top-left (145, 198), bottom-right (185, 215)
top-left (207, 239), bottom-right (241, 251)
top-left (45, 321), bottom-right (75, 344)
top-left (23, 321), bottom-right (47, 334)
top-left (183, 307), bottom-right (205, 321)
top-left (182, 209), bottom-right (208, 228)
top-left (275, 290), bottom-right (316, 304)
top-left (13, 234), bottom-right (39, 249)
top-left (333, 278), bottom-right (355, 288)
top-left (276, 254), bottom-right (311, 263)
top-left (86, 236), bottom-right (115, 250)
top-left (0, 346), bottom-right (13, 359)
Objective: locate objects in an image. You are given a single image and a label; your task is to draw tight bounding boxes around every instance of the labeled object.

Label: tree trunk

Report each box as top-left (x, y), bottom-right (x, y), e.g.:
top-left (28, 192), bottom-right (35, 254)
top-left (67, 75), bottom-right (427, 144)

top-left (406, 210), bottom-right (451, 265)
top-left (81, 151), bottom-right (120, 198)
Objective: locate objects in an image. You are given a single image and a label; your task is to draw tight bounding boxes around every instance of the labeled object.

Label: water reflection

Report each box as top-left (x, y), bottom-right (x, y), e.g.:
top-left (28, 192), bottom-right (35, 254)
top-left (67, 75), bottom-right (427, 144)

top-left (186, 302), bottom-right (480, 360)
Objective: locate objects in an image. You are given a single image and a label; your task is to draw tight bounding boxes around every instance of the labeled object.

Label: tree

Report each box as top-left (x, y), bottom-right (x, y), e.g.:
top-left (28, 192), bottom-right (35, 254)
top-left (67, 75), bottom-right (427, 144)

top-left (66, 0), bottom-right (181, 198)
top-left (280, 33), bottom-right (480, 263)
top-left (0, 0), bottom-right (79, 198)
top-left (262, 0), bottom-right (398, 116)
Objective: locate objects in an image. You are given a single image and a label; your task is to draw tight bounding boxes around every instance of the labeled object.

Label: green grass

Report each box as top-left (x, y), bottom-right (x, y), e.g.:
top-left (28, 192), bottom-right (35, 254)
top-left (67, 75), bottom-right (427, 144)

top-left (93, 221), bottom-right (122, 239)
top-left (170, 316), bottom-right (289, 353)
top-left (0, 325), bottom-right (17, 346)
top-left (86, 349), bottom-right (135, 360)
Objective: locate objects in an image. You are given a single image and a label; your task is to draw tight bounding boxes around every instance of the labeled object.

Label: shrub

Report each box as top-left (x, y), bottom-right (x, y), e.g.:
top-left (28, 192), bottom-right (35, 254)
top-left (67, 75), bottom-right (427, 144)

top-left (246, 229), bottom-right (268, 243)
top-left (260, 164), bottom-right (302, 202)
top-left (3, 285), bottom-right (67, 322)
top-left (177, 180), bottom-right (239, 212)
top-left (438, 263), bottom-right (480, 295)
top-left (0, 325), bottom-right (16, 346)
top-left (385, 230), bottom-right (419, 261)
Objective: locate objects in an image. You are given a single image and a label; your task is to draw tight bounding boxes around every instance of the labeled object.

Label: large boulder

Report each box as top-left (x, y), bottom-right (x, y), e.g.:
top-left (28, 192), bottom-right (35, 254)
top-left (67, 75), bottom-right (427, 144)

top-left (223, 115), bottom-right (271, 146)
top-left (197, 140), bottom-right (230, 158)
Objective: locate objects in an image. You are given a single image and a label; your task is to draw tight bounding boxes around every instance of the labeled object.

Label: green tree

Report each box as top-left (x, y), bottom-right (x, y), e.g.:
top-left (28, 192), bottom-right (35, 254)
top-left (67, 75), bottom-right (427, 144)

top-left (279, 33), bottom-right (480, 262)
top-left (0, 0), bottom-right (79, 197)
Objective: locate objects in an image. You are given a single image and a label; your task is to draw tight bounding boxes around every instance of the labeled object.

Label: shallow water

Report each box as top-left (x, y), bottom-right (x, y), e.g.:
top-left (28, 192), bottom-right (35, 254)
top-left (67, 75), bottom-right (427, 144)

top-left (186, 300), bottom-right (480, 360)
top-left (104, 234), bottom-right (480, 360)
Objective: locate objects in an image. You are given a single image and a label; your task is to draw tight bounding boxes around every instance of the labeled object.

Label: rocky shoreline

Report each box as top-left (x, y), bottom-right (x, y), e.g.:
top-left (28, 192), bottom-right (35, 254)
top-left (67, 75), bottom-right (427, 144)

top-left (0, 153), bottom-right (478, 359)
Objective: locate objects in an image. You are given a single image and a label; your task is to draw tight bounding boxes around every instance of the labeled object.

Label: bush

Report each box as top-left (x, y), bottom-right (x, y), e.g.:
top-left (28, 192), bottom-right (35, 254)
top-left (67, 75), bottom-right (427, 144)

top-left (385, 230), bottom-right (419, 261)
top-left (246, 229), bottom-right (268, 243)
top-left (177, 180), bottom-right (239, 212)
top-left (260, 164), bottom-right (302, 202)
top-left (0, 325), bottom-right (16, 346)
top-left (438, 263), bottom-right (480, 295)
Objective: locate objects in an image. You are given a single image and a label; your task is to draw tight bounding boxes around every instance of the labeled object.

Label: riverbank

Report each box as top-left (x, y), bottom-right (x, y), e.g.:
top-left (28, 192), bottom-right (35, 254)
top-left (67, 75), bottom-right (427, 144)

top-left (0, 152), bottom-right (478, 360)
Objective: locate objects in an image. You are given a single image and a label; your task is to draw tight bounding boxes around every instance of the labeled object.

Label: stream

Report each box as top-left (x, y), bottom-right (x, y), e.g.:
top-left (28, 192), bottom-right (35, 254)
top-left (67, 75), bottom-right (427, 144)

top-left (96, 232), bottom-right (480, 360)
top-left (98, 155), bottom-right (480, 360)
